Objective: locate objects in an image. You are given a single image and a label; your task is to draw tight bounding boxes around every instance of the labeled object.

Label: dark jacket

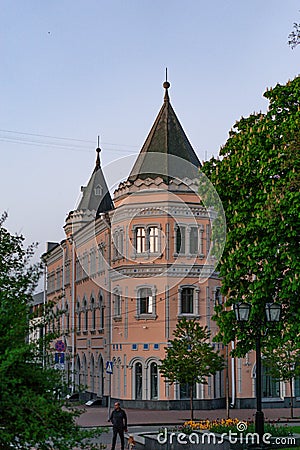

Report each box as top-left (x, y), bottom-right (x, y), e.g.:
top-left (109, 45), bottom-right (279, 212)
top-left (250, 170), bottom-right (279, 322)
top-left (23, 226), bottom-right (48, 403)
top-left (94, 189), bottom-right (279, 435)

top-left (110, 408), bottom-right (127, 430)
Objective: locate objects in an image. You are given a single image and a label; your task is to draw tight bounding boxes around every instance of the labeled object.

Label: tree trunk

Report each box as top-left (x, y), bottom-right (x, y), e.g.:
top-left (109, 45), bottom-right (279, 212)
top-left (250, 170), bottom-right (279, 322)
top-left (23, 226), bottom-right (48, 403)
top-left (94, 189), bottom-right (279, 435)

top-left (225, 345), bottom-right (230, 419)
top-left (190, 383), bottom-right (194, 421)
top-left (289, 377), bottom-right (294, 419)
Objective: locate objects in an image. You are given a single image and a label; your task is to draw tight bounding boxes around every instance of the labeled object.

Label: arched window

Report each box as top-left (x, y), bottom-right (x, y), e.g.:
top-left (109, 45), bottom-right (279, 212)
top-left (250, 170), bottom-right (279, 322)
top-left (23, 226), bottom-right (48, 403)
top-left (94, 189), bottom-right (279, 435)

top-left (90, 355), bottom-right (95, 393)
top-left (75, 355), bottom-right (81, 389)
top-left (91, 297), bottom-right (96, 330)
top-left (56, 306), bottom-right (61, 334)
top-left (150, 362), bottom-right (158, 400)
top-left (82, 354), bottom-right (87, 388)
top-left (94, 184), bottom-right (102, 196)
top-left (98, 356), bottom-right (104, 397)
top-left (83, 298), bottom-right (88, 331)
top-left (135, 362), bottom-right (143, 400)
top-left (65, 303), bottom-right (70, 332)
top-left (76, 301), bottom-right (81, 332)
top-left (99, 293), bottom-right (105, 330)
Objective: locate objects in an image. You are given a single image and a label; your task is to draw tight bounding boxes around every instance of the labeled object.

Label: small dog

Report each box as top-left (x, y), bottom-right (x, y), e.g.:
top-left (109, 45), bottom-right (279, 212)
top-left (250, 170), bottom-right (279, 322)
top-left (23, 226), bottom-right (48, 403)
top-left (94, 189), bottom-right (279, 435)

top-left (128, 434), bottom-right (136, 449)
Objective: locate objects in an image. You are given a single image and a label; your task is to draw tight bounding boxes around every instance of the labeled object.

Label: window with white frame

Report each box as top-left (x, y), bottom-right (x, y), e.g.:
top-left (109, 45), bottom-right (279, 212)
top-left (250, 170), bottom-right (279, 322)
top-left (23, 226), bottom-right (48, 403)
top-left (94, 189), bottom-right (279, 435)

top-left (136, 286), bottom-right (156, 318)
top-left (149, 226), bottom-right (159, 253)
top-left (135, 227), bottom-right (146, 253)
top-left (139, 288), bottom-right (153, 315)
top-left (135, 226), bottom-right (159, 254)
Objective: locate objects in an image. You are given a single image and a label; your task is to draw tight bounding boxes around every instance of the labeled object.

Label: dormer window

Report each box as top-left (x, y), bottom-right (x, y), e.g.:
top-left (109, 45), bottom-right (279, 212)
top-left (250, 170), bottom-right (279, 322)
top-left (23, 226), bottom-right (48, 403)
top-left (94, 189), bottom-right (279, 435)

top-left (94, 184), bottom-right (103, 196)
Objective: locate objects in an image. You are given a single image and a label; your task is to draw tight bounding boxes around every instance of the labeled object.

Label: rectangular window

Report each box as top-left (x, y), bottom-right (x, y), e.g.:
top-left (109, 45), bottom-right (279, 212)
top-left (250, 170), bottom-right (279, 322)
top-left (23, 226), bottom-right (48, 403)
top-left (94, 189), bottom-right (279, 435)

top-left (98, 247), bottom-right (104, 272)
top-left (153, 343), bottom-right (159, 350)
top-left (132, 344), bottom-right (138, 351)
top-left (65, 261), bottom-right (70, 285)
top-left (143, 344), bottom-right (149, 350)
top-left (149, 227), bottom-right (159, 253)
top-left (136, 227), bottom-right (146, 253)
top-left (56, 269), bottom-right (61, 290)
top-left (206, 224), bottom-right (211, 256)
top-left (114, 293), bottom-right (121, 317)
top-left (139, 288), bottom-right (153, 314)
top-left (181, 287), bottom-right (194, 314)
top-left (176, 226), bottom-right (185, 254)
top-left (189, 227), bottom-right (198, 254)
top-left (214, 287), bottom-right (222, 305)
top-left (76, 258), bottom-right (82, 281)
top-left (90, 250), bottom-right (96, 275)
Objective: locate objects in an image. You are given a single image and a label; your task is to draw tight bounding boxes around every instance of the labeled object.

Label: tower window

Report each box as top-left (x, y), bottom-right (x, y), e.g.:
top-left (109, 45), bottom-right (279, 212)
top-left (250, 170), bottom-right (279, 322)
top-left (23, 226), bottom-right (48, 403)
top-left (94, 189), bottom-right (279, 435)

top-left (94, 184), bottom-right (103, 196)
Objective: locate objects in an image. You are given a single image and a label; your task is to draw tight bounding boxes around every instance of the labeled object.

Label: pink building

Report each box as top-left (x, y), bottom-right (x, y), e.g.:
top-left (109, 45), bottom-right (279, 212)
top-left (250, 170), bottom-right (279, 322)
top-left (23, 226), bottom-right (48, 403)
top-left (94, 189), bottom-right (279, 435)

top-left (44, 81), bottom-right (299, 410)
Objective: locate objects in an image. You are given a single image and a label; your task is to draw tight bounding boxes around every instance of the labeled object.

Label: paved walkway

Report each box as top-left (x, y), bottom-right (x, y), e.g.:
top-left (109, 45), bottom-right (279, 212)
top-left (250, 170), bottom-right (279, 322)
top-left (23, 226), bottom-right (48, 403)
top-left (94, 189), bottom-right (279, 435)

top-left (77, 406), bottom-right (300, 428)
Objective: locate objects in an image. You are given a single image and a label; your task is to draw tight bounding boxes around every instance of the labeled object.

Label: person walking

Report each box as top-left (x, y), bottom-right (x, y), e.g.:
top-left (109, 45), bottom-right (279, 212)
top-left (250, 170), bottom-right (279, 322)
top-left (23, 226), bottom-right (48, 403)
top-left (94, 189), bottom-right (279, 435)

top-left (109, 401), bottom-right (128, 450)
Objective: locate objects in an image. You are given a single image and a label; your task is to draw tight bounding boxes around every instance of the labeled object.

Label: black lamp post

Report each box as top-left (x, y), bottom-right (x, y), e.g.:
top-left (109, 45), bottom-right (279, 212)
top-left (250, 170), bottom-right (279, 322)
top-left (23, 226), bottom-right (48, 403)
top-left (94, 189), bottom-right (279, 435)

top-left (234, 301), bottom-right (281, 447)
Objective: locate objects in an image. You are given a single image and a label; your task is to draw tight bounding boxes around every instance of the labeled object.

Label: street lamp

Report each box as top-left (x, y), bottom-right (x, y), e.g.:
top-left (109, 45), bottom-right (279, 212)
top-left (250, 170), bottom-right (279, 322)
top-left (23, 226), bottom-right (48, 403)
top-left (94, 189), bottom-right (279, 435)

top-left (234, 301), bottom-right (281, 447)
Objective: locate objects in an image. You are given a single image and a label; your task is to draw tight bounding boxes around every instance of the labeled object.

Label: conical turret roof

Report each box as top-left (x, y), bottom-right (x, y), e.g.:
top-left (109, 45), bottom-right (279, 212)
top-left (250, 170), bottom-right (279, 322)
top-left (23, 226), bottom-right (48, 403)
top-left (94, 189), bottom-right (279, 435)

top-left (128, 81), bottom-right (201, 183)
top-left (77, 147), bottom-right (114, 215)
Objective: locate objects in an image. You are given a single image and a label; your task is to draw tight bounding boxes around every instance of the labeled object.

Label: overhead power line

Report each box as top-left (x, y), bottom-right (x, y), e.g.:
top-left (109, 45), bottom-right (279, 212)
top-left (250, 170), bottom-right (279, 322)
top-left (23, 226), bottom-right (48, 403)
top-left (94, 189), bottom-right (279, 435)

top-left (0, 129), bottom-right (139, 153)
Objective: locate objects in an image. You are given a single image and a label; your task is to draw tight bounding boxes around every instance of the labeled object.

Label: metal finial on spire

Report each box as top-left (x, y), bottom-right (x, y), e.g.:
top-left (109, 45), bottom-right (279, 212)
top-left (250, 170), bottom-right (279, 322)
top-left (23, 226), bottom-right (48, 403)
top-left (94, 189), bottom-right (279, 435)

top-left (163, 67), bottom-right (170, 102)
top-left (95, 135), bottom-right (101, 169)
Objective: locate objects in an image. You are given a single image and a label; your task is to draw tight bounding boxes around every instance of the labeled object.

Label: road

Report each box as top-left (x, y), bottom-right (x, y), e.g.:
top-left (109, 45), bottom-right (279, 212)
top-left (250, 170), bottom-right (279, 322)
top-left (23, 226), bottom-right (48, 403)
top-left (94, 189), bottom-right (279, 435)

top-left (88, 425), bottom-right (159, 449)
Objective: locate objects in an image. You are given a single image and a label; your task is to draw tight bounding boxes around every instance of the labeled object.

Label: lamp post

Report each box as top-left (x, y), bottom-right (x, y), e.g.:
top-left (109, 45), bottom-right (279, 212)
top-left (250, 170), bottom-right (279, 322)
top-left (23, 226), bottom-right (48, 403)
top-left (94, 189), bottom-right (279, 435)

top-left (234, 302), bottom-right (281, 447)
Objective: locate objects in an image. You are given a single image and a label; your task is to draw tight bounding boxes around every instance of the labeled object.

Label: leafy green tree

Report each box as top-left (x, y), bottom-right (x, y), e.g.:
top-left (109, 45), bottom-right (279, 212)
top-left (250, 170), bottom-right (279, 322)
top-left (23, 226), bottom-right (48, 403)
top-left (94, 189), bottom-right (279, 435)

top-left (263, 335), bottom-right (300, 419)
top-left (159, 317), bottom-right (224, 420)
top-left (202, 77), bottom-right (300, 356)
top-left (0, 213), bottom-right (106, 449)
top-left (288, 22), bottom-right (300, 48)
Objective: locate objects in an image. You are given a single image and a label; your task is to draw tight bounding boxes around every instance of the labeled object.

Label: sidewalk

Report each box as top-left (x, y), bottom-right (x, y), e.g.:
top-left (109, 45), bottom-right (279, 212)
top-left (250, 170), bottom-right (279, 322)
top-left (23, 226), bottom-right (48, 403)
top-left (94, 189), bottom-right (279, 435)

top-left (76, 406), bottom-right (300, 428)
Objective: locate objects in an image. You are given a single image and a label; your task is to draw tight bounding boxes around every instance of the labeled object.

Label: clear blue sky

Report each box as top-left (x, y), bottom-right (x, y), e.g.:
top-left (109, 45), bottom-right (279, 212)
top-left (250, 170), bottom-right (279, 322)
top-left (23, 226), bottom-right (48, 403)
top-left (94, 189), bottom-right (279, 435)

top-left (1, 0), bottom-right (299, 258)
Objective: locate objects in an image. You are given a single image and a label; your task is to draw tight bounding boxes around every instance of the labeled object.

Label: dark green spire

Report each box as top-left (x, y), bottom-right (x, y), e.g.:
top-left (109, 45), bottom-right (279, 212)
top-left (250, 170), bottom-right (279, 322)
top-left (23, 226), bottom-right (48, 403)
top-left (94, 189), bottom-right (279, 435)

top-left (128, 81), bottom-right (201, 183)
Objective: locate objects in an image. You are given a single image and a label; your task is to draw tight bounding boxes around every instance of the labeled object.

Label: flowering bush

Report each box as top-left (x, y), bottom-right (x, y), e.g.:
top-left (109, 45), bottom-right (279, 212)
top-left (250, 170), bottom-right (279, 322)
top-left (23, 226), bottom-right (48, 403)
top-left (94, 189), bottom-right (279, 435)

top-left (183, 418), bottom-right (243, 433)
